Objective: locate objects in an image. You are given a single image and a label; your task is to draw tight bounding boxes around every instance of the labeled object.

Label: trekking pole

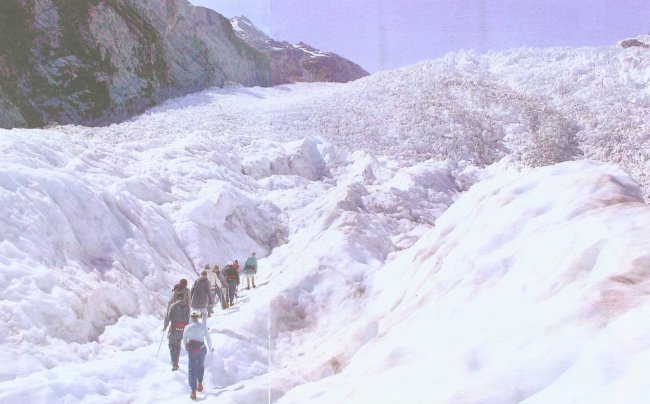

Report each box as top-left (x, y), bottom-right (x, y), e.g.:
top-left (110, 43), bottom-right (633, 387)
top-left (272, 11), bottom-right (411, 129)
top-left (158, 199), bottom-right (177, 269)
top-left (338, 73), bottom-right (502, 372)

top-left (156, 328), bottom-right (166, 358)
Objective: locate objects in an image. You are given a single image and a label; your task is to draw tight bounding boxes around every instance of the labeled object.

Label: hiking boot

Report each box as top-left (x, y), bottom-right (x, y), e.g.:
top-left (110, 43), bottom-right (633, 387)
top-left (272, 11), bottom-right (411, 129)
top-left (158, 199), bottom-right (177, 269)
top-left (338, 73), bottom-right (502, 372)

top-left (253, 284), bottom-right (256, 288)
top-left (172, 363), bottom-right (179, 371)
top-left (190, 390), bottom-right (197, 400)
top-left (198, 382), bottom-right (204, 392)
top-left (246, 286), bottom-right (250, 290)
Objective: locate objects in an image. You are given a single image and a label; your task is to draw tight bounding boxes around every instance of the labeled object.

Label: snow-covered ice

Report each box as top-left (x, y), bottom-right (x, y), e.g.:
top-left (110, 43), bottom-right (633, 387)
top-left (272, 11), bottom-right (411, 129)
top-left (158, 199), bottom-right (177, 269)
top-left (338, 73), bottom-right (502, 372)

top-left (1, 42), bottom-right (650, 403)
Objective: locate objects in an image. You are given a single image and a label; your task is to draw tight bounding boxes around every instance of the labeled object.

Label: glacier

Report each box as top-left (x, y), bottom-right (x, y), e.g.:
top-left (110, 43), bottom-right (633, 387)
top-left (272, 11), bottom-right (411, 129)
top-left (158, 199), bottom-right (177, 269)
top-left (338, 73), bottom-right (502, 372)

top-left (1, 42), bottom-right (649, 403)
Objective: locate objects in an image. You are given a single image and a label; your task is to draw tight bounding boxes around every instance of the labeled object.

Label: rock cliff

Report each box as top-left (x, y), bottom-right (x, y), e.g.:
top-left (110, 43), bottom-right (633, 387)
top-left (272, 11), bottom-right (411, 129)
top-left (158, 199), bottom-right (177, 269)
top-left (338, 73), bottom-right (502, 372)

top-left (230, 16), bottom-right (369, 85)
top-left (0, 0), bottom-right (269, 128)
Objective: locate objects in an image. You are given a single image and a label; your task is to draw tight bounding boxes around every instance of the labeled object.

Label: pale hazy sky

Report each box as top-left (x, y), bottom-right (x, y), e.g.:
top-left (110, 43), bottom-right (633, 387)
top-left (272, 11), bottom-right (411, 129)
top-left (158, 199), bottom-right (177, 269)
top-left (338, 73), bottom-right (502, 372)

top-left (189, 0), bottom-right (650, 73)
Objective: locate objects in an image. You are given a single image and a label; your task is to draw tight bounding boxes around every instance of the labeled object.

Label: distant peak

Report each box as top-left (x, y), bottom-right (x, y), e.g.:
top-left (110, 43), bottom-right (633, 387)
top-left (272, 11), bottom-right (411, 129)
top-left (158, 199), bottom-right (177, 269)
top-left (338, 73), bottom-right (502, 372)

top-left (230, 15), bottom-right (269, 46)
top-left (232, 16), bottom-right (252, 24)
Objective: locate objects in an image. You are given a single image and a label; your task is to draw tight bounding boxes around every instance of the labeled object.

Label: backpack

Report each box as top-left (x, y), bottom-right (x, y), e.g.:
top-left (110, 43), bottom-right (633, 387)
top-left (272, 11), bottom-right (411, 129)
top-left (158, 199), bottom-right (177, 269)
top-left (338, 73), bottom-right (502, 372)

top-left (225, 265), bottom-right (238, 283)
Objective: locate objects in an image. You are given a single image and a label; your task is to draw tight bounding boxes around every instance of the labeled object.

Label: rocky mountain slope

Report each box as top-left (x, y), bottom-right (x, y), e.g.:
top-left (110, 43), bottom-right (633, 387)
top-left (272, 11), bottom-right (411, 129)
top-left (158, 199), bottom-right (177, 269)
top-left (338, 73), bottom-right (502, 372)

top-left (0, 0), bottom-right (267, 128)
top-left (231, 16), bottom-right (369, 85)
top-left (0, 2), bottom-right (371, 129)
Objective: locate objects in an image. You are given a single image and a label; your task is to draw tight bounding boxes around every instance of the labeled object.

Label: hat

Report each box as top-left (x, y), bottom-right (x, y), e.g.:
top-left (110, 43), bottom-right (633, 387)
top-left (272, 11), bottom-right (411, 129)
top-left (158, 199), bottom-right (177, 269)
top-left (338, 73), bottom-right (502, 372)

top-left (191, 310), bottom-right (201, 317)
top-left (201, 270), bottom-right (208, 276)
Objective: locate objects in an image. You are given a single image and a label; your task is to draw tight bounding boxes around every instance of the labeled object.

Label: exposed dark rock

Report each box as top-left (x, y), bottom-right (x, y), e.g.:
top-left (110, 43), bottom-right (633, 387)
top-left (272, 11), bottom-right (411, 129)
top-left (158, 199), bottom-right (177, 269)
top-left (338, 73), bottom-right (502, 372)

top-left (618, 38), bottom-right (650, 49)
top-left (0, 0), bottom-right (270, 128)
top-left (230, 16), bottom-right (369, 85)
top-left (0, 2), bottom-right (370, 129)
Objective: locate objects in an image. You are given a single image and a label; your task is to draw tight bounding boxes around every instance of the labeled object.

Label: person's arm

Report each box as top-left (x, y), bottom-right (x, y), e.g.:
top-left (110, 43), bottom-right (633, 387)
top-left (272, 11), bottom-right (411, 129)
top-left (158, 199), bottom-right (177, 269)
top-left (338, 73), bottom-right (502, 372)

top-left (182, 325), bottom-right (189, 348)
top-left (163, 294), bottom-right (173, 330)
top-left (204, 327), bottom-right (213, 351)
top-left (163, 305), bottom-right (171, 331)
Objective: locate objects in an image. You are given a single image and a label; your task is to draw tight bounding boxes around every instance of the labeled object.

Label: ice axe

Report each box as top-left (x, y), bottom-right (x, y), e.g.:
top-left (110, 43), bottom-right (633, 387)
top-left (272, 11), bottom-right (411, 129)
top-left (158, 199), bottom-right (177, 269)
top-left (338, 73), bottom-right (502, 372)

top-left (156, 327), bottom-right (166, 358)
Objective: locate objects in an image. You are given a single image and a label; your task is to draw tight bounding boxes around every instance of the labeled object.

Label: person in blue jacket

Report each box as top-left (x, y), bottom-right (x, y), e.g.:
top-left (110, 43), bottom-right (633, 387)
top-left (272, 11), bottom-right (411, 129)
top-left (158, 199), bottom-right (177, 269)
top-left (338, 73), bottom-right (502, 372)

top-left (183, 310), bottom-right (214, 400)
top-left (243, 252), bottom-right (258, 289)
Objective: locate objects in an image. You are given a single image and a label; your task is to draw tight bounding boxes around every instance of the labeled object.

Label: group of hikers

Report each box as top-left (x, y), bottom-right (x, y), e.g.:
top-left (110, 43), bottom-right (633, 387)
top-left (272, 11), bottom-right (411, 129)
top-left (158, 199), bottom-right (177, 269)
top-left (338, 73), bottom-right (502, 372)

top-left (162, 252), bottom-right (258, 400)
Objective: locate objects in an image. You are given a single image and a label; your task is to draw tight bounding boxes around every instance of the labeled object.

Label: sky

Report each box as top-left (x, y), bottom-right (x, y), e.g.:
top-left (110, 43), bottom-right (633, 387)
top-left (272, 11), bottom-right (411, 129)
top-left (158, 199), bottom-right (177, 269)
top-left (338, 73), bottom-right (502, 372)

top-left (189, 0), bottom-right (650, 73)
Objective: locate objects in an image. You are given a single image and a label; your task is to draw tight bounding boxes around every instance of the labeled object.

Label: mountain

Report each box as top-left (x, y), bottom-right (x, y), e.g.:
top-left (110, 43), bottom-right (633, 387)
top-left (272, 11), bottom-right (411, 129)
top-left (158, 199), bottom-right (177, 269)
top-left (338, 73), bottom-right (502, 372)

top-left (0, 3), bottom-right (370, 130)
top-left (230, 16), bottom-right (369, 85)
top-left (0, 0), bottom-right (270, 129)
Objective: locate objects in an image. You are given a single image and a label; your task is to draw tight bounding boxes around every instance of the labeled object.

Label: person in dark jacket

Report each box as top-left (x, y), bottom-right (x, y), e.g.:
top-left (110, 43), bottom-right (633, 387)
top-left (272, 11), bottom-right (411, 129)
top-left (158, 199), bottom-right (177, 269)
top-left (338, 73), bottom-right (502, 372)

top-left (224, 261), bottom-right (240, 306)
top-left (191, 269), bottom-right (213, 327)
top-left (163, 291), bottom-right (190, 371)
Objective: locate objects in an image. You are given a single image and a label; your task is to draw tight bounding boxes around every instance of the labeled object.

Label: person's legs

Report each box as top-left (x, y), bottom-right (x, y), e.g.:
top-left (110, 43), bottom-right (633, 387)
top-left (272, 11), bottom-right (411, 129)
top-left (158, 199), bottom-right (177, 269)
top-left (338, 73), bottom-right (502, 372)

top-left (197, 346), bottom-right (207, 390)
top-left (252, 274), bottom-right (256, 288)
top-left (215, 287), bottom-right (223, 306)
top-left (208, 290), bottom-right (214, 316)
top-left (169, 330), bottom-right (182, 369)
top-left (228, 283), bottom-right (236, 305)
top-left (188, 350), bottom-right (198, 392)
top-left (200, 308), bottom-right (208, 328)
top-left (222, 286), bottom-right (229, 308)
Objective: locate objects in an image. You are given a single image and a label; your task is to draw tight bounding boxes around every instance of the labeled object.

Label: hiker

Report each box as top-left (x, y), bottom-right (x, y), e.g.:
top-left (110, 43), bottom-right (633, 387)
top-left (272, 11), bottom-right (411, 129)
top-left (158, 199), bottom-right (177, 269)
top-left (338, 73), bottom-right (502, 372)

top-left (207, 265), bottom-right (225, 313)
top-left (225, 261), bottom-right (240, 306)
top-left (176, 279), bottom-right (191, 306)
top-left (183, 309), bottom-right (214, 400)
top-left (167, 278), bottom-right (191, 313)
top-left (191, 267), bottom-right (213, 327)
top-left (163, 290), bottom-right (190, 371)
top-left (243, 252), bottom-right (258, 289)
top-left (219, 264), bottom-right (229, 308)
